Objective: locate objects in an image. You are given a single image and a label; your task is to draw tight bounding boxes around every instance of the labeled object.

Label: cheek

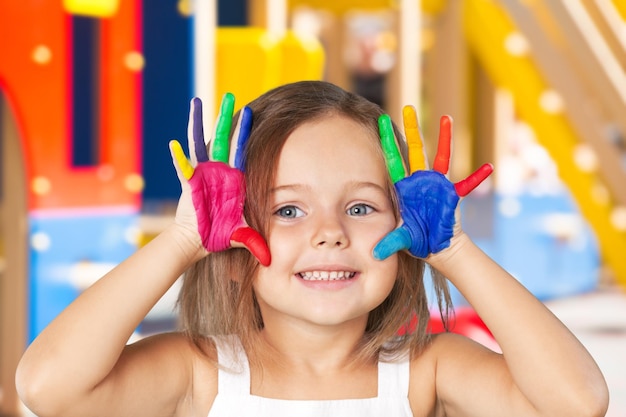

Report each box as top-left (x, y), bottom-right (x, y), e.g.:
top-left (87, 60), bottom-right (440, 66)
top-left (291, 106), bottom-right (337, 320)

top-left (266, 225), bottom-right (293, 253)
top-left (360, 215), bottom-right (397, 247)
top-left (261, 226), bottom-right (299, 275)
top-left (368, 255), bottom-right (399, 307)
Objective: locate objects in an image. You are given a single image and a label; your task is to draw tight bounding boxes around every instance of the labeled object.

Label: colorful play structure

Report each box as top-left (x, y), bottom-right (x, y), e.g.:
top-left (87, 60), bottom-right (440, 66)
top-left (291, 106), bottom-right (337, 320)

top-left (1, 0), bottom-right (625, 414)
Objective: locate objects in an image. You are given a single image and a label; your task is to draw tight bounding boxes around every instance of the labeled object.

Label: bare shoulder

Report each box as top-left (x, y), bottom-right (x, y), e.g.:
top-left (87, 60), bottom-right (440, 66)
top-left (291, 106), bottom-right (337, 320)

top-left (425, 332), bottom-right (501, 366)
top-left (409, 333), bottom-right (510, 417)
top-left (119, 332), bottom-right (219, 417)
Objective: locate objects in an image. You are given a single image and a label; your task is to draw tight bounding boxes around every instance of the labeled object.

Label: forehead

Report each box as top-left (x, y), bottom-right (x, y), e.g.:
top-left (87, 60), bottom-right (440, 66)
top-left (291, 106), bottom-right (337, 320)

top-left (275, 114), bottom-right (389, 185)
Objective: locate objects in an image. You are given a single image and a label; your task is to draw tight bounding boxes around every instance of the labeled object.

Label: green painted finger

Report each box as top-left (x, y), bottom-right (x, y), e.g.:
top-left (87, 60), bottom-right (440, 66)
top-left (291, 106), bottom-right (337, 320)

top-left (211, 92), bottom-right (235, 162)
top-left (378, 114), bottom-right (405, 183)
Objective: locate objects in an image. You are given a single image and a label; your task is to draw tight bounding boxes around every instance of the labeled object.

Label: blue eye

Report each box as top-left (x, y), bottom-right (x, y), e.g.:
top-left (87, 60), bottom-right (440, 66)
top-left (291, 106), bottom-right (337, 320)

top-left (347, 204), bottom-right (374, 216)
top-left (275, 205), bottom-right (305, 218)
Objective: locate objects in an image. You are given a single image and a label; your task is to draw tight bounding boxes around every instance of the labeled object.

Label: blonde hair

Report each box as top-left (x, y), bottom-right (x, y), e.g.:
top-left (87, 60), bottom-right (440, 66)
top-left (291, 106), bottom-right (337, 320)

top-left (177, 81), bottom-right (452, 363)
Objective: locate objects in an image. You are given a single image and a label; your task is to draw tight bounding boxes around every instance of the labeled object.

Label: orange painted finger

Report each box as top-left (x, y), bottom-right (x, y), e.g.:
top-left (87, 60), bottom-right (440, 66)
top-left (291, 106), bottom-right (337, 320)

top-left (403, 105), bottom-right (427, 173)
top-left (433, 115), bottom-right (452, 174)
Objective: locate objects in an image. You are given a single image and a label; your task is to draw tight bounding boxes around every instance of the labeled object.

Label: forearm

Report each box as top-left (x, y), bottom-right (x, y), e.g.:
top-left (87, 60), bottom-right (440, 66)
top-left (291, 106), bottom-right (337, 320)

top-left (16, 224), bottom-right (204, 407)
top-left (429, 233), bottom-right (608, 415)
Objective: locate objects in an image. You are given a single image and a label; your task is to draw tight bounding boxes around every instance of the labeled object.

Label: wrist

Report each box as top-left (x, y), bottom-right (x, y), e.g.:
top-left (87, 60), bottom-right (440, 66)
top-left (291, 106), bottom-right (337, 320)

top-left (162, 222), bottom-right (208, 265)
top-left (426, 231), bottom-right (473, 273)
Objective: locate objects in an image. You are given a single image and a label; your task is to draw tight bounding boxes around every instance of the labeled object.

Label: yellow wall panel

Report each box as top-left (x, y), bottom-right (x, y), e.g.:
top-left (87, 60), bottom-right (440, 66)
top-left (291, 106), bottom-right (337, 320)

top-left (216, 28), bottom-right (282, 112)
top-left (215, 28), bottom-right (325, 112)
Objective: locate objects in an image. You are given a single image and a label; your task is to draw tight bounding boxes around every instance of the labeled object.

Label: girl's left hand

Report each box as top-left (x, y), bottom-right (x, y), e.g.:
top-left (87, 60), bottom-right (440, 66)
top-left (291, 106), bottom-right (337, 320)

top-left (373, 106), bottom-right (493, 260)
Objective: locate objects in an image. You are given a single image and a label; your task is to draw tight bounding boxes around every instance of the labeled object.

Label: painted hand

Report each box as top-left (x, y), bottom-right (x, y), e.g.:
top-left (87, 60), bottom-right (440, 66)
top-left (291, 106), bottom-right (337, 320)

top-left (373, 107), bottom-right (493, 260)
top-left (169, 94), bottom-right (271, 266)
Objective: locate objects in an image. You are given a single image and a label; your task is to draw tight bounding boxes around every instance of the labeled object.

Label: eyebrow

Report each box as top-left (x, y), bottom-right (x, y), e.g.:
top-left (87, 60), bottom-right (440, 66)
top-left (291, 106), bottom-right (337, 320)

top-left (270, 184), bottom-right (309, 194)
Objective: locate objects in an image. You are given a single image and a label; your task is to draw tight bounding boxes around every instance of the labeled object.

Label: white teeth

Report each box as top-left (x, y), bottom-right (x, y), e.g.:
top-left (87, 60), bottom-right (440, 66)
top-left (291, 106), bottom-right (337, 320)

top-left (299, 271), bottom-right (356, 281)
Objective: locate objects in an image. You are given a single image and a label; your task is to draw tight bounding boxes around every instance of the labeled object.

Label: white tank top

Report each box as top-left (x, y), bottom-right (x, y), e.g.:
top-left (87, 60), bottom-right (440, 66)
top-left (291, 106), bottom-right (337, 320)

top-left (208, 335), bottom-right (414, 417)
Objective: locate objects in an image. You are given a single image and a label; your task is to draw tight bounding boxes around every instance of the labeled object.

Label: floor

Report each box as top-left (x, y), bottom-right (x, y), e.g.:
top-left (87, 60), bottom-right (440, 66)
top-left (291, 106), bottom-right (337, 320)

top-left (545, 286), bottom-right (626, 417)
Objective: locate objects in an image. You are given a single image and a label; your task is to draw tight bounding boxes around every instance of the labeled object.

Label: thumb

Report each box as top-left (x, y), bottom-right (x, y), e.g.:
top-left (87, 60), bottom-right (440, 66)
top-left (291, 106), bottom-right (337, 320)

top-left (373, 227), bottom-right (412, 261)
top-left (231, 226), bottom-right (271, 266)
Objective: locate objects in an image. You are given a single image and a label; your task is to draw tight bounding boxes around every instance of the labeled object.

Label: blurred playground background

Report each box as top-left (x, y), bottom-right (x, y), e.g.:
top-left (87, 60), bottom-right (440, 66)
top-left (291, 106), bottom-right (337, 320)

top-left (1, 0), bottom-right (626, 415)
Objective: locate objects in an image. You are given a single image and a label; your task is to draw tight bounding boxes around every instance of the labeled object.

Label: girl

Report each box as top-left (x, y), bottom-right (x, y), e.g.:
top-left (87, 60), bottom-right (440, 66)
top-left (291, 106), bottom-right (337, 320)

top-left (16, 81), bottom-right (608, 417)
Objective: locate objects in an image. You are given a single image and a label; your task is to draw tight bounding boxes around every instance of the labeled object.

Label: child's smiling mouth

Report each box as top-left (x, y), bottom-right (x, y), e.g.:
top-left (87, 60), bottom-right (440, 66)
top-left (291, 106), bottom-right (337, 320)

top-left (297, 271), bottom-right (357, 281)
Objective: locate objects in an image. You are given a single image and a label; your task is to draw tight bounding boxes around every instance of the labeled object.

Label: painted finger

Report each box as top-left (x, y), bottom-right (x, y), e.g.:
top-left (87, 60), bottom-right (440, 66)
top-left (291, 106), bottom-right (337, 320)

top-left (230, 106), bottom-right (253, 171)
top-left (188, 97), bottom-right (209, 165)
top-left (433, 115), bottom-right (452, 174)
top-left (403, 106), bottom-right (427, 173)
top-left (210, 92), bottom-right (235, 163)
top-left (454, 163), bottom-right (494, 197)
top-left (379, 114), bottom-right (406, 184)
top-left (231, 226), bottom-right (271, 266)
top-left (373, 227), bottom-right (412, 261)
top-left (169, 140), bottom-right (194, 181)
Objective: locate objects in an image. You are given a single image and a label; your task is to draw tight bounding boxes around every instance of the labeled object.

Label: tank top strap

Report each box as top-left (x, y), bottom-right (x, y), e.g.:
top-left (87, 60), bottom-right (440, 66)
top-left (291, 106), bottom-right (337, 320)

top-left (377, 352), bottom-right (410, 398)
top-left (211, 335), bottom-right (250, 396)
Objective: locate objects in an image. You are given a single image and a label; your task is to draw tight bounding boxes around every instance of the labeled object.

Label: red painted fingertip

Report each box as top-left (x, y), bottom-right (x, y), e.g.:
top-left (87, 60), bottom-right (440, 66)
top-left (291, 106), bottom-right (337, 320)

top-left (231, 227), bottom-right (271, 266)
top-left (433, 115), bottom-right (452, 174)
top-left (454, 163), bottom-right (494, 197)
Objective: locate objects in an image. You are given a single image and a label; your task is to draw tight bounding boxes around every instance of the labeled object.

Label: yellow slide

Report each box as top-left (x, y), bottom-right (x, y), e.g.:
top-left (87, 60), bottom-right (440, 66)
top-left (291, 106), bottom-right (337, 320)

top-left (463, 0), bottom-right (626, 288)
top-left (613, 0), bottom-right (626, 20)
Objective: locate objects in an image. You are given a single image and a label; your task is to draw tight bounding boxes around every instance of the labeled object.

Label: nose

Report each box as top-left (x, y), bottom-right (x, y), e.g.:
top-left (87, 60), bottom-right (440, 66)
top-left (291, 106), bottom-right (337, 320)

top-left (311, 213), bottom-right (349, 249)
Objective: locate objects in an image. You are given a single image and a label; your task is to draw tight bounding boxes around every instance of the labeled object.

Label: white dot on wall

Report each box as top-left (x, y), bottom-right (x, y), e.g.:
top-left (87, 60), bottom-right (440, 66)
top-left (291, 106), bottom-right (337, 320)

top-left (539, 90), bottom-right (564, 114)
top-left (610, 206), bottom-right (626, 231)
top-left (31, 176), bottom-right (52, 195)
top-left (32, 45), bottom-right (52, 65)
top-left (177, 0), bottom-right (192, 16)
top-left (499, 197), bottom-right (522, 218)
top-left (31, 232), bottom-right (51, 252)
top-left (504, 32), bottom-right (529, 56)
top-left (370, 50), bottom-right (395, 73)
top-left (124, 51), bottom-right (145, 72)
top-left (573, 144), bottom-right (598, 173)
top-left (124, 173), bottom-right (144, 193)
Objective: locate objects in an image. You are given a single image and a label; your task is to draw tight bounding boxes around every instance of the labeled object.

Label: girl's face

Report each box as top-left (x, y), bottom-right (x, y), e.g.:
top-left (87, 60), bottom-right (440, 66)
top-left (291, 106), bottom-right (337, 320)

top-left (253, 114), bottom-right (399, 335)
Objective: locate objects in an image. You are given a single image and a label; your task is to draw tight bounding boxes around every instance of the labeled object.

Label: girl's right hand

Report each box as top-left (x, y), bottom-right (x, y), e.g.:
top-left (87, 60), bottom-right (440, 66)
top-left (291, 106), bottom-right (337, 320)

top-left (169, 94), bottom-right (271, 266)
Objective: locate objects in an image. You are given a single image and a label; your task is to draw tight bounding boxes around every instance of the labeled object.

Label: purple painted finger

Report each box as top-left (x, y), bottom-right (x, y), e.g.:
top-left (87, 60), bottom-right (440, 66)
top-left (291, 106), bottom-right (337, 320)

top-left (191, 97), bottom-right (209, 163)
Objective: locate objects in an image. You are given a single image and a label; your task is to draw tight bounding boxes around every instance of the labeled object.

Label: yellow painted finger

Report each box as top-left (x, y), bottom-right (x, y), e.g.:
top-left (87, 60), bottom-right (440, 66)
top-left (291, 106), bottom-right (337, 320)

top-left (403, 105), bottom-right (427, 173)
top-left (170, 140), bottom-right (194, 180)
